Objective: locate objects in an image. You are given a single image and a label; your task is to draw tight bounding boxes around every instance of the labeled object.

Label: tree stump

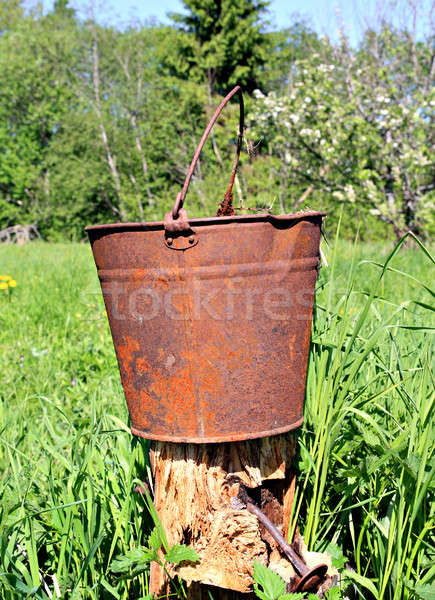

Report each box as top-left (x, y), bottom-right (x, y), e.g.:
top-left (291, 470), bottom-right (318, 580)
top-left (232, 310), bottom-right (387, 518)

top-left (149, 434), bottom-right (304, 597)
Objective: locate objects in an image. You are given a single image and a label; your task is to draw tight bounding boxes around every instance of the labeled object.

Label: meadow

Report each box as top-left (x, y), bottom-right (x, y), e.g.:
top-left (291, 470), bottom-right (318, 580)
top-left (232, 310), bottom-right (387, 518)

top-left (0, 228), bottom-right (433, 599)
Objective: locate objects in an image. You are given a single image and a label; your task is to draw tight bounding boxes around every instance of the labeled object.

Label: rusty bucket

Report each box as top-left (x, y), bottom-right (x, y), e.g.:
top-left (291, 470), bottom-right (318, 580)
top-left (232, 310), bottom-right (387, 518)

top-left (86, 86), bottom-right (325, 443)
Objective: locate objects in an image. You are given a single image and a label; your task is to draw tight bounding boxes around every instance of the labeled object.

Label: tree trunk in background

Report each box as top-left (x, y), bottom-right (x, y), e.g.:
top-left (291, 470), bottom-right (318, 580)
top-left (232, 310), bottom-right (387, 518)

top-left (91, 26), bottom-right (127, 221)
top-left (149, 435), bottom-right (300, 597)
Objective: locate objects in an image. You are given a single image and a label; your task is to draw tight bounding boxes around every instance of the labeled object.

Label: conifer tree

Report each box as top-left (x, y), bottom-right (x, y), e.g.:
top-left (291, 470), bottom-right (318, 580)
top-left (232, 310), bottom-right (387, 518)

top-left (169, 0), bottom-right (270, 93)
top-left (52, 0), bottom-right (76, 20)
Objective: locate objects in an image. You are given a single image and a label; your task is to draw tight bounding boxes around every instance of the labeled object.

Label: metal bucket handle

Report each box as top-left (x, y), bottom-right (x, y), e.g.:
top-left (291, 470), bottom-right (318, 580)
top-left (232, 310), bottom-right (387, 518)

top-left (166, 86), bottom-right (244, 235)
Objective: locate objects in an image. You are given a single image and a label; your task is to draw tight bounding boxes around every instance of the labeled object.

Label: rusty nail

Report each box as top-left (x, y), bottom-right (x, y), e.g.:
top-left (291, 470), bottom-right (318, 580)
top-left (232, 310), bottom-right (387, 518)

top-left (245, 500), bottom-right (328, 592)
top-left (167, 237), bottom-right (173, 245)
top-left (188, 236), bottom-right (195, 244)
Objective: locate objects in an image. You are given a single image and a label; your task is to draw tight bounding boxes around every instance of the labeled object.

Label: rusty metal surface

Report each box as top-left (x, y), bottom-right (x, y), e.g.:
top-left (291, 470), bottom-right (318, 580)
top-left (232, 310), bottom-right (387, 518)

top-left (86, 211), bottom-right (324, 443)
top-left (86, 86), bottom-right (325, 443)
top-left (172, 85), bottom-right (244, 220)
top-left (244, 498), bottom-right (328, 592)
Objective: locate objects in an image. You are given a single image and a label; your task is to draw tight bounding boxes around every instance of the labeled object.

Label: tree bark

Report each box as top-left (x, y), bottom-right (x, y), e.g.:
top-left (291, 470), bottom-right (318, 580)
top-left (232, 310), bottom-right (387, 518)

top-left (149, 435), bottom-right (303, 597)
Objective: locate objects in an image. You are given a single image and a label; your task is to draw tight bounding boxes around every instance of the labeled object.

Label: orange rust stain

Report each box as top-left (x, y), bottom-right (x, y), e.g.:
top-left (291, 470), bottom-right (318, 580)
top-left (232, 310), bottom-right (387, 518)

top-left (136, 357), bottom-right (152, 373)
top-left (116, 336), bottom-right (139, 362)
top-left (115, 336), bottom-right (141, 424)
top-left (288, 332), bottom-right (296, 362)
top-left (132, 269), bottom-right (147, 282)
top-left (148, 367), bottom-right (197, 434)
top-left (137, 389), bottom-right (152, 429)
top-left (116, 341), bottom-right (138, 388)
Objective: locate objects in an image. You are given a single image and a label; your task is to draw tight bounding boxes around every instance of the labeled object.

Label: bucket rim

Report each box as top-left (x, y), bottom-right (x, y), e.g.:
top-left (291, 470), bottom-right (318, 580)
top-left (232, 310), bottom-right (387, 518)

top-left (85, 210), bottom-right (326, 232)
top-left (130, 415), bottom-right (304, 443)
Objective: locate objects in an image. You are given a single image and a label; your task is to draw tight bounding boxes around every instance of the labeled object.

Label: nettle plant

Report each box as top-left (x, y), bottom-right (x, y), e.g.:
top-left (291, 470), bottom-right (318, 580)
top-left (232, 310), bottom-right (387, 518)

top-left (112, 526), bottom-right (200, 599)
top-left (248, 25), bottom-right (434, 239)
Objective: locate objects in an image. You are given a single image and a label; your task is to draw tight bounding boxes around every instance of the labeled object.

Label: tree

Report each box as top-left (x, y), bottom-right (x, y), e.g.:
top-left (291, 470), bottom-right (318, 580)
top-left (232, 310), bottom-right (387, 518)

top-left (261, 18), bottom-right (322, 92)
top-left (0, 4), bottom-right (240, 238)
top-left (76, 22), bottom-right (213, 225)
top-left (248, 23), bottom-right (434, 239)
top-left (0, 0), bottom-right (23, 32)
top-left (52, 0), bottom-right (76, 20)
top-left (0, 11), bottom-right (80, 234)
top-left (167, 0), bottom-right (270, 94)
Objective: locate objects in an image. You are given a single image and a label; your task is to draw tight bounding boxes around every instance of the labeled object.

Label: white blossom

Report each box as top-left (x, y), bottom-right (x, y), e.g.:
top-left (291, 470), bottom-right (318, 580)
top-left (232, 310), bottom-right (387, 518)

top-left (345, 184), bottom-right (356, 203)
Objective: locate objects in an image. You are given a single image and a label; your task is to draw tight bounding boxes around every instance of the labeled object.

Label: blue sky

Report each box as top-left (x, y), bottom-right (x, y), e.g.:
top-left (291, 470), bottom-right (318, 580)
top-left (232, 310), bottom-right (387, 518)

top-left (76, 0), bottom-right (352, 32)
top-left (43, 0), bottom-right (432, 45)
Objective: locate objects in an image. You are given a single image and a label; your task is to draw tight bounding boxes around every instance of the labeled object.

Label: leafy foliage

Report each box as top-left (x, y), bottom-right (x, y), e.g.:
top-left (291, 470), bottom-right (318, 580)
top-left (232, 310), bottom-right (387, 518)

top-left (0, 0), bottom-right (23, 32)
top-left (253, 561), bottom-right (287, 600)
top-left (0, 1), bottom-right (433, 241)
top-left (111, 529), bottom-right (199, 576)
top-left (249, 26), bottom-right (434, 239)
top-left (252, 561), bottom-right (343, 599)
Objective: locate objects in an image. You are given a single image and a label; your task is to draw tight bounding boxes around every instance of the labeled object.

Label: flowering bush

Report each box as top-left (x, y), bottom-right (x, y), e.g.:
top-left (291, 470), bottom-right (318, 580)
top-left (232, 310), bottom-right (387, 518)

top-left (248, 27), bottom-right (434, 239)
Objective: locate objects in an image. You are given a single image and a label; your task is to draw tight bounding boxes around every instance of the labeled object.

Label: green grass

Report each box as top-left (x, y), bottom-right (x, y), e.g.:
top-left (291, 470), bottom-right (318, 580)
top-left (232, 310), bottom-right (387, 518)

top-left (0, 232), bottom-right (433, 599)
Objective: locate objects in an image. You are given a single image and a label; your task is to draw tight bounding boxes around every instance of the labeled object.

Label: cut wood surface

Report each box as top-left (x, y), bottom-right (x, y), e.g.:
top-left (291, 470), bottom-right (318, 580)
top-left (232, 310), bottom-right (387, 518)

top-left (149, 434), bottom-right (304, 596)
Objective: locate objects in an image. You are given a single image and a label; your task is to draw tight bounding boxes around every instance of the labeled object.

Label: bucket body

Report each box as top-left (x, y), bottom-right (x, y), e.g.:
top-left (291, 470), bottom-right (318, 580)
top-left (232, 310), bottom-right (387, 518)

top-left (86, 211), bottom-right (324, 443)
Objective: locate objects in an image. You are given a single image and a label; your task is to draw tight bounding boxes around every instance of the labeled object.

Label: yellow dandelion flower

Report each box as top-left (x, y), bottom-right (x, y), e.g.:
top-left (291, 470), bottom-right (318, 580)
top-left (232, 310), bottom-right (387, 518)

top-left (0, 275), bottom-right (11, 281)
top-left (75, 313), bottom-right (81, 318)
top-left (0, 282), bottom-right (8, 290)
top-left (8, 280), bottom-right (17, 287)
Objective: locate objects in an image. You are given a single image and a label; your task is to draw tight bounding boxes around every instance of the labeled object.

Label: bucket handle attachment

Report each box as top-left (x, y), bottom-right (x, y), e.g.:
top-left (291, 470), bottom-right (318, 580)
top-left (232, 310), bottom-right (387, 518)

top-left (164, 86), bottom-right (244, 249)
